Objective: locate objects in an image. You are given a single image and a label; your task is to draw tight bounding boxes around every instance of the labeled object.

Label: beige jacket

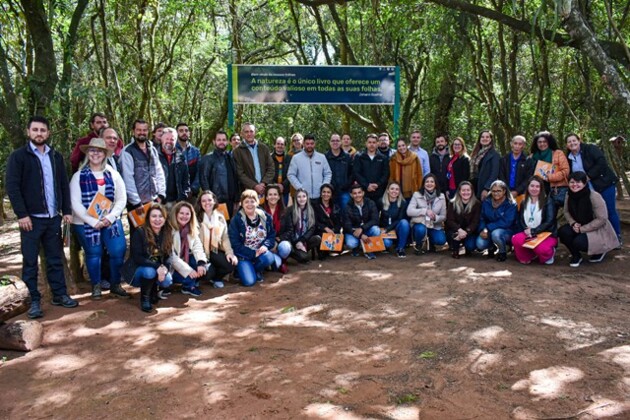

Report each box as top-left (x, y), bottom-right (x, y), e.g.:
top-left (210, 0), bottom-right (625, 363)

top-left (564, 190), bottom-right (619, 255)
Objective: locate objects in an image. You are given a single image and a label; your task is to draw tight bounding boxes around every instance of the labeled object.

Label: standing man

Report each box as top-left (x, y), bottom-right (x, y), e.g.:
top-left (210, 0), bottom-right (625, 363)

top-left (499, 135), bottom-right (530, 198)
top-left (157, 127), bottom-right (191, 208)
top-left (353, 134), bottom-right (390, 207)
top-left (287, 133), bottom-right (332, 199)
top-left (70, 112), bottom-right (109, 172)
top-left (326, 133), bottom-right (353, 209)
top-left (429, 134), bottom-right (451, 193)
top-left (198, 130), bottom-right (240, 216)
top-left (233, 122), bottom-right (275, 197)
top-left (270, 136), bottom-right (292, 205)
top-left (6, 116), bottom-right (78, 318)
top-left (341, 133), bottom-right (357, 158)
top-left (175, 122), bottom-right (201, 197)
top-left (377, 132), bottom-right (396, 158)
top-left (408, 130), bottom-right (431, 177)
top-left (101, 127), bottom-right (124, 172)
top-left (230, 133), bottom-right (241, 155)
top-left (152, 122), bottom-right (166, 147)
top-left (121, 119), bottom-right (166, 218)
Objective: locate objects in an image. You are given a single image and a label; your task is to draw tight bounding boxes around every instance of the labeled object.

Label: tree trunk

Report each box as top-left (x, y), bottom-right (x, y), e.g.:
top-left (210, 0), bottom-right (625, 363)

top-left (0, 320), bottom-right (44, 351)
top-left (0, 276), bottom-right (30, 322)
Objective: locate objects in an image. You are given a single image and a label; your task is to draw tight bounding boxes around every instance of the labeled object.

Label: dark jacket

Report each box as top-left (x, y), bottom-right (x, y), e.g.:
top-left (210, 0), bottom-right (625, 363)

top-left (198, 150), bottom-right (239, 204)
top-left (379, 200), bottom-right (409, 231)
top-left (448, 155), bottom-right (470, 192)
top-left (499, 153), bottom-right (530, 195)
top-left (326, 149), bottom-right (353, 193)
top-left (313, 198), bottom-right (342, 234)
top-left (121, 228), bottom-right (172, 283)
top-left (270, 152), bottom-right (292, 193)
top-left (228, 209), bottom-right (276, 261)
top-left (473, 149), bottom-right (501, 198)
top-left (353, 151), bottom-right (390, 202)
top-left (568, 143), bottom-right (617, 193)
top-left (279, 207), bottom-right (316, 244)
top-left (157, 147), bottom-right (191, 203)
top-left (445, 200), bottom-right (481, 234)
top-left (478, 198), bottom-right (517, 232)
top-left (516, 197), bottom-right (557, 236)
top-left (343, 197), bottom-right (379, 233)
top-left (429, 150), bottom-right (451, 193)
top-left (6, 143), bottom-right (71, 218)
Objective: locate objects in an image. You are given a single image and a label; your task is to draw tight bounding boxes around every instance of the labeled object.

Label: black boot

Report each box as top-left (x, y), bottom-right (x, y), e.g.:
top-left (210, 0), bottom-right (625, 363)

top-left (150, 281), bottom-right (159, 304)
top-left (140, 278), bottom-right (155, 313)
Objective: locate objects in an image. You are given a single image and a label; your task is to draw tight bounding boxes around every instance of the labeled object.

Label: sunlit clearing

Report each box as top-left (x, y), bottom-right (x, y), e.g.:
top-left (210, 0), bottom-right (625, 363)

top-left (467, 349), bottom-right (502, 374)
top-left (457, 269), bottom-right (512, 284)
top-left (526, 315), bottom-right (607, 350)
top-left (431, 297), bottom-right (456, 307)
top-left (512, 366), bottom-right (584, 399)
top-left (36, 354), bottom-right (89, 375)
top-left (73, 320), bottom-right (129, 337)
top-left (124, 357), bottom-right (183, 383)
top-left (303, 403), bottom-right (366, 419)
top-left (448, 266), bottom-right (469, 273)
top-left (158, 309), bottom-right (224, 334)
top-left (30, 390), bottom-right (74, 411)
top-left (375, 405), bottom-right (421, 420)
top-left (266, 305), bottom-right (340, 330)
top-left (416, 261), bottom-right (437, 268)
top-left (599, 345), bottom-right (630, 372)
top-left (470, 326), bottom-right (505, 346)
top-left (579, 397), bottom-right (630, 418)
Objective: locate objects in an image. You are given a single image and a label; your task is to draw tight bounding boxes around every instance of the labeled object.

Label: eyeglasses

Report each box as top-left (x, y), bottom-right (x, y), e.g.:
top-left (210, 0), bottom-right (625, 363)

top-left (491, 190), bottom-right (504, 193)
top-left (88, 148), bottom-right (105, 154)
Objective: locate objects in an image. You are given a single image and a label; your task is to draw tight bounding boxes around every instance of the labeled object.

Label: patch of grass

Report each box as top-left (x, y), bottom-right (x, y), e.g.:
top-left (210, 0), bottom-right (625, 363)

top-left (280, 305), bottom-right (296, 314)
top-left (247, 347), bottom-right (258, 352)
top-left (496, 383), bottom-right (509, 391)
top-left (337, 387), bottom-right (349, 394)
top-left (446, 320), bottom-right (457, 324)
top-left (417, 351), bottom-right (437, 359)
top-left (395, 393), bottom-right (418, 405)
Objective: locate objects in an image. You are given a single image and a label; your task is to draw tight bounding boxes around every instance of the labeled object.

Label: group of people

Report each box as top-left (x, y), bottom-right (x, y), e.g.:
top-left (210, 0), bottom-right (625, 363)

top-left (6, 114), bottom-right (623, 318)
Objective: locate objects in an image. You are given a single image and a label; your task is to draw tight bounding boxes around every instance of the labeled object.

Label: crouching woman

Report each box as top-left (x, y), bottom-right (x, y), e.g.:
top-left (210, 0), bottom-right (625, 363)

top-left (170, 201), bottom-right (208, 297)
top-left (228, 190), bottom-right (277, 286)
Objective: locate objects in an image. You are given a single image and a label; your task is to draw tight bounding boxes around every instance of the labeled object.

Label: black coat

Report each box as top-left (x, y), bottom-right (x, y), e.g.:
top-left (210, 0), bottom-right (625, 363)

top-left (472, 149), bottom-right (501, 198)
top-left (516, 197), bottom-right (557, 236)
top-left (343, 197), bottom-right (379, 233)
top-left (353, 151), bottom-right (390, 203)
top-left (429, 151), bottom-right (451, 193)
top-left (6, 143), bottom-right (71, 218)
top-left (325, 149), bottom-right (353, 193)
top-left (313, 198), bottom-right (342, 234)
top-left (568, 143), bottom-right (617, 193)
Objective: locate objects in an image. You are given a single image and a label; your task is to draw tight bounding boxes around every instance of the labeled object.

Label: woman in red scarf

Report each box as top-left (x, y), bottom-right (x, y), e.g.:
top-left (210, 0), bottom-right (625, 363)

top-left (445, 136), bottom-right (470, 199)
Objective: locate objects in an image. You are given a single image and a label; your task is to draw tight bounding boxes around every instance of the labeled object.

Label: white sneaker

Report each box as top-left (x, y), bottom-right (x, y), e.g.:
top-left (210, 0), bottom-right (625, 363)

top-left (544, 249), bottom-right (555, 265)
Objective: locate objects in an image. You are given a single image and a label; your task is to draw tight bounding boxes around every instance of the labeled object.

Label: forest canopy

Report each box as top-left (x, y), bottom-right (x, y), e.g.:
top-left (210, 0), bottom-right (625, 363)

top-left (0, 0), bottom-right (629, 160)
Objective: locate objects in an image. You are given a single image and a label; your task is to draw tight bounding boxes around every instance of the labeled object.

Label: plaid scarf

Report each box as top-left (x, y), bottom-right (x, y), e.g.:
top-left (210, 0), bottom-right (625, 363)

top-left (80, 167), bottom-right (119, 246)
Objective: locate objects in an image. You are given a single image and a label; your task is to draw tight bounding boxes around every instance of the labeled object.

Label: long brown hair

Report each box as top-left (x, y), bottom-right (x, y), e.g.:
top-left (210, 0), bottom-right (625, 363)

top-left (523, 175), bottom-right (547, 210)
top-left (141, 203), bottom-right (173, 256)
top-left (470, 130), bottom-right (494, 158)
top-left (195, 190), bottom-right (218, 223)
top-left (169, 201), bottom-right (199, 238)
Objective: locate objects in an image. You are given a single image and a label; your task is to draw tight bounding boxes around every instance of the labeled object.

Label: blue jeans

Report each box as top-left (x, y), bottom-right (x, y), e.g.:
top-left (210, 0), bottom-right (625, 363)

top-left (413, 224), bottom-right (447, 247)
top-left (345, 225), bottom-right (381, 250)
top-left (237, 251), bottom-right (276, 287)
top-left (20, 216), bottom-right (67, 302)
top-left (383, 220), bottom-right (411, 250)
top-left (74, 220), bottom-right (126, 286)
top-left (132, 266), bottom-right (172, 288)
top-left (476, 228), bottom-right (513, 253)
top-left (172, 255), bottom-right (203, 288)
top-left (599, 185), bottom-right (621, 236)
top-left (448, 233), bottom-right (478, 252)
top-left (272, 240), bottom-right (292, 268)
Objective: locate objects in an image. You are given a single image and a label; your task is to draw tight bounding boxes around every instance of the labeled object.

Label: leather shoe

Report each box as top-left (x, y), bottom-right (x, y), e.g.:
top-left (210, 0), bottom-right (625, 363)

top-left (51, 295), bottom-right (78, 308)
top-left (28, 301), bottom-right (43, 319)
top-left (109, 284), bottom-right (130, 299)
top-left (140, 296), bottom-right (152, 312)
top-left (91, 284), bottom-right (102, 300)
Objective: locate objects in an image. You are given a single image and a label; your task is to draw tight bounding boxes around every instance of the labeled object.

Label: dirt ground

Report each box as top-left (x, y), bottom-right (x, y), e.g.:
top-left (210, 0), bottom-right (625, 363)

top-left (0, 212), bottom-right (629, 419)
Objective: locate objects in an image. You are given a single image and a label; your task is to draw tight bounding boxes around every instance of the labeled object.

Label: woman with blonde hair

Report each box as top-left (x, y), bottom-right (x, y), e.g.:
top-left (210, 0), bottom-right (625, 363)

top-left (280, 189), bottom-right (321, 262)
top-left (169, 201), bottom-right (208, 297)
top-left (228, 189), bottom-right (277, 286)
top-left (195, 190), bottom-right (238, 288)
top-left (445, 136), bottom-right (470, 198)
top-left (445, 181), bottom-right (480, 258)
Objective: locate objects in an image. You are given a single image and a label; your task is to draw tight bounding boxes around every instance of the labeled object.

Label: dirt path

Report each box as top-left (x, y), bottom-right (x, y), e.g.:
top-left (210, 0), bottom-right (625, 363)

top-left (0, 217), bottom-right (629, 419)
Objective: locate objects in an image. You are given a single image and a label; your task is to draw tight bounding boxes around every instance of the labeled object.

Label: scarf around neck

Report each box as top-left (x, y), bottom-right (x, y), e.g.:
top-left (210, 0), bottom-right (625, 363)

top-left (568, 186), bottom-right (593, 225)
